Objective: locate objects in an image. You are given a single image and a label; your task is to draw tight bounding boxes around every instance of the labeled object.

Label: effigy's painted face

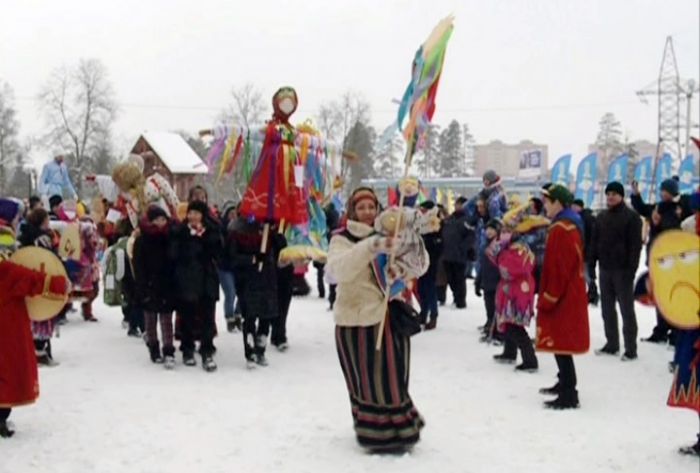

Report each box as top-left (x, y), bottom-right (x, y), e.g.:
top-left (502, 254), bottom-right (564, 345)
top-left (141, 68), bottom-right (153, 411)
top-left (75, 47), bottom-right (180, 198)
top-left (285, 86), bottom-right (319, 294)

top-left (273, 87), bottom-right (298, 120)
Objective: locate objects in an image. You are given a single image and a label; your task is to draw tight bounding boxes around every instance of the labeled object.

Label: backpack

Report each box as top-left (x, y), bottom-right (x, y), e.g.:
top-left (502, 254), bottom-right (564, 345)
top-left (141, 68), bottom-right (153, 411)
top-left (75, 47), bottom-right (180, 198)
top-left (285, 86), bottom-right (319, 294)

top-left (103, 237), bottom-right (129, 307)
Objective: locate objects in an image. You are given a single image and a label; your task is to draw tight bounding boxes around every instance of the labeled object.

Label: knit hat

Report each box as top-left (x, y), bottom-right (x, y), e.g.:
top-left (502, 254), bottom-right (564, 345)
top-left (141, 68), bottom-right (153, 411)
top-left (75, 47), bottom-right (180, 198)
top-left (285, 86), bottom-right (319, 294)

top-left (0, 198), bottom-right (21, 224)
top-left (483, 170), bottom-right (500, 186)
top-left (572, 199), bottom-right (585, 208)
top-left (49, 194), bottom-right (63, 209)
top-left (605, 181), bottom-right (625, 197)
top-left (187, 200), bottom-right (209, 216)
top-left (660, 178), bottom-right (679, 197)
top-left (486, 218), bottom-right (502, 232)
top-left (542, 184), bottom-right (574, 206)
top-left (146, 205), bottom-right (168, 222)
top-left (221, 200), bottom-right (238, 220)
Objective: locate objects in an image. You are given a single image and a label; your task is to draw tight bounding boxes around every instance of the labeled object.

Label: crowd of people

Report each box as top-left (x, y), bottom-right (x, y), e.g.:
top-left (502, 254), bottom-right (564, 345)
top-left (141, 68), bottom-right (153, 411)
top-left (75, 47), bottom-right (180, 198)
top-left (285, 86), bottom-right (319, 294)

top-left (0, 156), bottom-right (698, 458)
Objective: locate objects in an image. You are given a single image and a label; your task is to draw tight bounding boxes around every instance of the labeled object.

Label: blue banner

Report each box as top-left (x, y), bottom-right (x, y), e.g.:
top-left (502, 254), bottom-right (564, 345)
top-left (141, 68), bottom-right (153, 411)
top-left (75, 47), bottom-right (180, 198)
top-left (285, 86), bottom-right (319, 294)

top-left (550, 154), bottom-right (572, 186)
top-left (607, 154), bottom-right (629, 186)
top-left (678, 154), bottom-right (699, 194)
top-left (634, 156), bottom-right (653, 202)
top-left (654, 153), bottom-right (673, 201)
top-left (575, 153), bottom-right (598, 208)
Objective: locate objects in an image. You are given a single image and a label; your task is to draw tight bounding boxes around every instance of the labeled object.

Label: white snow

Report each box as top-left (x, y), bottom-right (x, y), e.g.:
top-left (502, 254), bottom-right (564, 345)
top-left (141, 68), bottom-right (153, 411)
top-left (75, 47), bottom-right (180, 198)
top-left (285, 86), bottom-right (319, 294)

top-left (141, 131), bottom-right (208, 175)
top-left (1, 287), bottom-right (698, 473)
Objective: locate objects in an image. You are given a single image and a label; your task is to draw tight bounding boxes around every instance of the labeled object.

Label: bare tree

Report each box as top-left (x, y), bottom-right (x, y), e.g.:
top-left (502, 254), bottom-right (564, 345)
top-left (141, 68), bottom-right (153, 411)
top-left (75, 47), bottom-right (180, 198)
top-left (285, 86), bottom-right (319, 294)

top-left (317, 90), bottom-right (370, 143)
top-left (37, 58), bottom-right (118, 192)
top-left (220, 83), bottom-right (267, 129)
top-left (0, 80), bottom-right (21, 193)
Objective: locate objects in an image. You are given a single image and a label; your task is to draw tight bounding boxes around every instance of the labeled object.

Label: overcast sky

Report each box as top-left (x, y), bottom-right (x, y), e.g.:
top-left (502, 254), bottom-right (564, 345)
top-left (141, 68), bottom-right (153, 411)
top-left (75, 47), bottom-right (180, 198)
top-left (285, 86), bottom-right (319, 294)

top-left (1, 0), bottom-right (698, 170)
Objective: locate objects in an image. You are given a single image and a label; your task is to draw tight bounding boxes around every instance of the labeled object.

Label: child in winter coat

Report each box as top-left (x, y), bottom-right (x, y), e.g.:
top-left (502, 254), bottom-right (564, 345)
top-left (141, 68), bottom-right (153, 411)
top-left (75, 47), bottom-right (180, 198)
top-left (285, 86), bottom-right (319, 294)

top-left (489, 228), bottom-right (538, 372)
top-left (475, 219), bottom-right (503, 343)
top-left (133, 206), bottom-right (176, 368)
top-left (227, 217), bottom-right (278, 368)
top-left (169, 201), bottom-right (222, 372)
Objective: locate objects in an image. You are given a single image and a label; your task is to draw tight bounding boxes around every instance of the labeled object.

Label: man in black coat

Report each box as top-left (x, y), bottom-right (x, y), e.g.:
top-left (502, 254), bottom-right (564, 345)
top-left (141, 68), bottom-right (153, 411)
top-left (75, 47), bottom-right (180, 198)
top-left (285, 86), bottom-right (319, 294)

top-left (572, 199), bottom-right (599, 305)
top-left (440, 196), bottom-right (473, 309)
top-left (591, 182), bottom-right (643, 360)
top-left (631, 178), bottom-right (690, 343)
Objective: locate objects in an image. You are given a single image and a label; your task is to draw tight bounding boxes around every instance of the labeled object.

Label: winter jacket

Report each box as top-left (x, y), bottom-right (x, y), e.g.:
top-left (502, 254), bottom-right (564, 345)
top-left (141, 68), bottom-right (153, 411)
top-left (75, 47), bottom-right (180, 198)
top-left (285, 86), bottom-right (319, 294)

top-left (168, 221), bottom-right (222, 303)
top-left (490, 239), bottom-right (535, 330)
top-left (420, 231), bottom-right (443, 280)
top-left (475, 236), bottom-right (500, 292)
top-left (441, 209), bottom-right (474, 263)
top-left (226, 218), bottom-right (278, 320)
top-left (327, 220), bottom-right (384, 327)
top-left (132, 220), bottom-right (176, 313)
top-left (592, 202), bottom-right (643, 272)
top-left (631, 193), bottom-right (687, 247)
top-left (481, 185), bottom-right (507, 221)
top-left (536, 209), bottom-right (589, 355)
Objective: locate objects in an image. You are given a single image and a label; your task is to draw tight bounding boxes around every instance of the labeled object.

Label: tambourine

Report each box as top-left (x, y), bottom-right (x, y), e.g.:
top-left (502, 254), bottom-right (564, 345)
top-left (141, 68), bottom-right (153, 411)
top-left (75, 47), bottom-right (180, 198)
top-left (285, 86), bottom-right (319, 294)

top-left (10, 247), bottom-right (69, 322)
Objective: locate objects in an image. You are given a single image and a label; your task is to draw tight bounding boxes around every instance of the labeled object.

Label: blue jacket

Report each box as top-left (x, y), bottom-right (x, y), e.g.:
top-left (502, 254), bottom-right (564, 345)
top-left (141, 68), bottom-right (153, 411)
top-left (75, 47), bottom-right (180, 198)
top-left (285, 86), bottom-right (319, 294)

top-left (39, 160), bottom-right (77, 199)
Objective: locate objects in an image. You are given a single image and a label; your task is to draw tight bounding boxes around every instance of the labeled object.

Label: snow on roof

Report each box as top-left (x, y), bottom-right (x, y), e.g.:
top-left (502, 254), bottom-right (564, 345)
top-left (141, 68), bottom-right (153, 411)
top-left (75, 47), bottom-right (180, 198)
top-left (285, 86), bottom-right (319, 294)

top-left (141, 131), bottom-right (208, 175)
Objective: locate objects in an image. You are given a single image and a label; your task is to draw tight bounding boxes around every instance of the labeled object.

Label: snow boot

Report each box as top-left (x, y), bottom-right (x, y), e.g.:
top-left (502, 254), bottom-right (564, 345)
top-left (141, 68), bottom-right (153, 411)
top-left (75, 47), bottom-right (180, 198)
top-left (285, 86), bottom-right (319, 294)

top-left (274, 342), bottom-right (289, 352)
top-left (246, 358), bottom-right (257, 370)
top-left (255, 354), bottom-right (269, 367)
top-left (594, 345), bottom-right (619, 356)
top-left (678, 434), bottom-right (700, 456)
top-left (183, 351), bottom-right (196, 367)
top-left (0, 421), bottom-right (14, 438)
top-left (425, 319), bottom-right (437, 331)
top-left (515, 363), bottom-right (538, 373)
top-left (148, 342), bottom-right (163, 364)
top-left (493, 353), bottom-right (516, 364)
top-left (202, 356), bottom-right (217, 372)
top-left (621, 352), bottom-right (638, 362)
top-left (544, 391), bottom-right (580, 410)
top-left (539, 382), bottom-right (560, 396)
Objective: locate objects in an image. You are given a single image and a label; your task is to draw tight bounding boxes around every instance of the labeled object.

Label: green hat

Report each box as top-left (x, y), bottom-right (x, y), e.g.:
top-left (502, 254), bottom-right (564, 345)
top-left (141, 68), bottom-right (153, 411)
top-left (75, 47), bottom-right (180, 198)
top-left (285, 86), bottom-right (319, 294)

top-left (542, 184), bottom-right (574, 206)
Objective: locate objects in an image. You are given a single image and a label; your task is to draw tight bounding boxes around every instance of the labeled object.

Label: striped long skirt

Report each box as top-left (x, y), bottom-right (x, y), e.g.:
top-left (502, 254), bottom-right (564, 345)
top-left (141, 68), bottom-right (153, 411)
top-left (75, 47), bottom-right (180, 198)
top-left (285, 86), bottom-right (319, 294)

top-left (335, 319), bottom-right (424, 451)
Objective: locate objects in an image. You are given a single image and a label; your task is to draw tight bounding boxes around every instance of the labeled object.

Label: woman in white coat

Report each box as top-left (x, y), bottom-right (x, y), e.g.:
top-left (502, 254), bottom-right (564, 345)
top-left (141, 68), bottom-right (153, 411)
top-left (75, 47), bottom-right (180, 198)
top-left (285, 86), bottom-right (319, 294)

top-left (327, 187), bottom-right (428, 453)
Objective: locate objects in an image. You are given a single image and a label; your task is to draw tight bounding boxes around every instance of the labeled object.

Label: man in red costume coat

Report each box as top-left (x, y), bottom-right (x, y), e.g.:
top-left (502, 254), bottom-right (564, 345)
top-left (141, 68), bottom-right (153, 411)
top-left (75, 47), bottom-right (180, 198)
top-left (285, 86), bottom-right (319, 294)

top-left (0, 198), bottom-right (69, 438)
top-left (536, 184), bottom-right (590, 410)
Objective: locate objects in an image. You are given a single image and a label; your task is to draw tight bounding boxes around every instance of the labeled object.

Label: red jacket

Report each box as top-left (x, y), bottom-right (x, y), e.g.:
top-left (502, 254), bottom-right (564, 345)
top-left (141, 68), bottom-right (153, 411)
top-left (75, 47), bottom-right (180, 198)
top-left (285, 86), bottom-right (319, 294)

top-left (0, 261), bottom-right (56, 407)
top-left (536, 216), bottom-right (590, 355)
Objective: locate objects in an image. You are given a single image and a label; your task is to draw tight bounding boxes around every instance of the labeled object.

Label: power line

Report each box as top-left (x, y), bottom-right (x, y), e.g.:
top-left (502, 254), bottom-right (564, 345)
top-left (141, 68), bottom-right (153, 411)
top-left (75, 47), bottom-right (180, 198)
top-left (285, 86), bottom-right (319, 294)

top-left (14, 95), bottom-right (643, 114)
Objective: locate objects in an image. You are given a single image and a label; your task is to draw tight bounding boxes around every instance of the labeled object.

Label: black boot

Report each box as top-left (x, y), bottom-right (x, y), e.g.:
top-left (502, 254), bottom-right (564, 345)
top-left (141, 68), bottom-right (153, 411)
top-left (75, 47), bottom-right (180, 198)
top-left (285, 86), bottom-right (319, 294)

top-left (148, 342), bottom-right (163, 363)
top-left (544, 390), bottom-right (580, 410)
top-left (0, 420), bottom-right (14, 438)
top-left (678, 434), bottom-right (700, 456)
top-left (539, 382), bottom-right (560, 396)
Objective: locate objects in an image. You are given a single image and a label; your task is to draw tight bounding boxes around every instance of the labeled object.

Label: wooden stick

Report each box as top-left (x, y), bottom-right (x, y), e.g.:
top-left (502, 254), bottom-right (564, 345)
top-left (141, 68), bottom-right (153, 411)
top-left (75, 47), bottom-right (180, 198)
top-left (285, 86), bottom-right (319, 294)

top-left (258, 223), bottom-right (270, 272)
top-left (375, 145), bottom-right (414, 351)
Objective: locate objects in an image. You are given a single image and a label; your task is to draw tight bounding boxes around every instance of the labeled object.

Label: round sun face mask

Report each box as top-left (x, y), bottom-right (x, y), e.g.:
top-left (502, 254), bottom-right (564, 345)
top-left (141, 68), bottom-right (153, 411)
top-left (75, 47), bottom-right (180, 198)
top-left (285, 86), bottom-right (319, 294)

top-left (649, 230), bottom-right (700, 329)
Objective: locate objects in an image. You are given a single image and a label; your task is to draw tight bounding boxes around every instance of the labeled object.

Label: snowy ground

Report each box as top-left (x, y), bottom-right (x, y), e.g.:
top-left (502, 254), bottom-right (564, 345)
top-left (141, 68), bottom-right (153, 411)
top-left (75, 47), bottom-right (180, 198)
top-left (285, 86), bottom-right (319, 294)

top-left (1, 284), bottom-right (698, 473)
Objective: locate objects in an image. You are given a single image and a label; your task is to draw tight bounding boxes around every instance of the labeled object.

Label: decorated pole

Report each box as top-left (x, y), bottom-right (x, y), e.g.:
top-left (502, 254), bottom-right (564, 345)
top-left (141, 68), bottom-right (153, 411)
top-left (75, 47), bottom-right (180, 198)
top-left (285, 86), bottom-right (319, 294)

top-left (376, 15), bottom-right (455, 350)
